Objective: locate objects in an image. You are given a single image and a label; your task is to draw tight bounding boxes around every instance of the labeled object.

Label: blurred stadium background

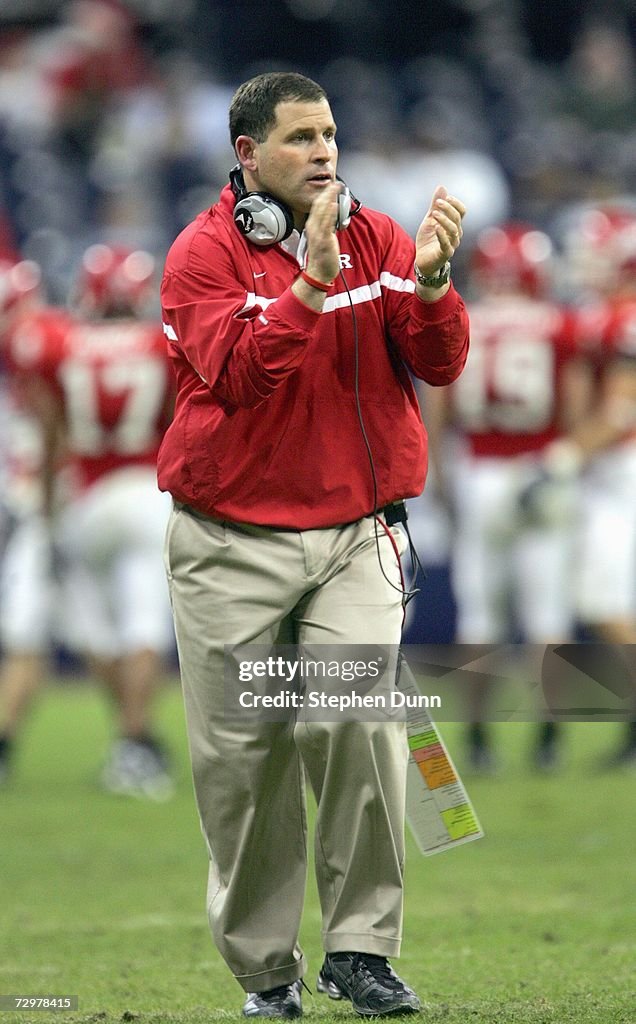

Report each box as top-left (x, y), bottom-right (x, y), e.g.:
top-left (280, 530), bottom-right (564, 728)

top-left (2, 0), bottom-right (636, 642)
top-left (1, 0), bottom-right (635, 301)
top-left (1, 2), bottom-right (636, 1022)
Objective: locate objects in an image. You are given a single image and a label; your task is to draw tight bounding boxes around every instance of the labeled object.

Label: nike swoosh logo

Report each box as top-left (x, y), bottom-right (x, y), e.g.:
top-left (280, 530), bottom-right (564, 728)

top-left (254, 272), bottom-right (267, 278)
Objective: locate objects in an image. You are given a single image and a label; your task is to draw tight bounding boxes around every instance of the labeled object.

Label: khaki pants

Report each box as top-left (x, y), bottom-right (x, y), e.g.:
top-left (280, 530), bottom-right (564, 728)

top-left (165, 503), bottom-right (408, 992)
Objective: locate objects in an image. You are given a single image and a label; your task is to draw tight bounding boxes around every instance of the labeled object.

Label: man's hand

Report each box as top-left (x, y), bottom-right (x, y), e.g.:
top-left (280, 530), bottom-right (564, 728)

top-left (293, 183), bottom-right (342, 311)
top-left (414, 186), bottom-right (466, 297)
top-left (304, 183), bottom-right (341, 283)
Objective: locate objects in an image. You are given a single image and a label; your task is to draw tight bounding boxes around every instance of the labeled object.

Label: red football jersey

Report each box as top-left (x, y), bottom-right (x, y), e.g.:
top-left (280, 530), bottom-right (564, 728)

top-left (577, 298), bottom-right (636, 364)
top-left (8, 309), bottom-right (174, 489)
top-left (0, 373), bottom-right (44, 512)
top-left (451, 296), bottom-right (580, 457)
top-left (575, 297), bottom-right (636, 444)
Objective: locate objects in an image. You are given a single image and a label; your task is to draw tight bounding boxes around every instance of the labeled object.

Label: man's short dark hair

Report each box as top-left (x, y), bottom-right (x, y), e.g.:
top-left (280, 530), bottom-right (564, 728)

top-left (229, 72), bottom-right (328, 148)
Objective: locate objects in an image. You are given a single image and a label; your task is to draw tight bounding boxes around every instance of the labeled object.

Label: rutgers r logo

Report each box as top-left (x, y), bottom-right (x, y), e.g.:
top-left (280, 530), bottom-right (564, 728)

top-left (338, 253), bottom-right (353, 270)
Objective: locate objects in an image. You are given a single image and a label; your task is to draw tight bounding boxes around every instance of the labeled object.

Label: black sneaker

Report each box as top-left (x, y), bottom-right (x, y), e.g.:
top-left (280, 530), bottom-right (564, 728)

top-left (0, 736), bottom-right (12, 786)
top-left (466, 723), bottom-right (498, 776)
top-left (317, 953), bottom-right (421, 1016)
top-left (242, 980), bottom-right (303, 1018)
top-left (603, 743), bottom-right (636, 771)
top-left (532, 722), bottom-right (561, 772)
top-left (603, 722), bottom-right (636, 771)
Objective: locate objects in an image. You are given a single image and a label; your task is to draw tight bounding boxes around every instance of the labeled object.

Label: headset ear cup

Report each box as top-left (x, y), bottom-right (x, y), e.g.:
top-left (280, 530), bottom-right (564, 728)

top-left (233, 194), bottom-right (294, 245)
top-left (336, 186), bottom-right (352, 230)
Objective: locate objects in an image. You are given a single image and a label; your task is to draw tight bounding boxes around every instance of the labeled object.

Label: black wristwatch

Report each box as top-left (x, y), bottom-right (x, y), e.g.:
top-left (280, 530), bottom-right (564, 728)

top-left (414, 260), bottom-right (451, 288)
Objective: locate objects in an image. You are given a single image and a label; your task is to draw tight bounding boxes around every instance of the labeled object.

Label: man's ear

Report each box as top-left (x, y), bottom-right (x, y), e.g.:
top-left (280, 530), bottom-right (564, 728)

top-left (235, 136), bottom-right (257, 173)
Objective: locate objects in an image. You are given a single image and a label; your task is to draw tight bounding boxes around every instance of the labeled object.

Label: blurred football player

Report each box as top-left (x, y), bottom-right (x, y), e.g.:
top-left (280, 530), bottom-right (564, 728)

top-left (559, 202), bottom-right (636, 304)
top-left (8, 244), bottom-right (177, 798)
top-left (556, 209), bottom-right (636, 766)
top-left (422, 223), bottom-right (591, 771)
top-left (0, 259), bottom-right (59, 785)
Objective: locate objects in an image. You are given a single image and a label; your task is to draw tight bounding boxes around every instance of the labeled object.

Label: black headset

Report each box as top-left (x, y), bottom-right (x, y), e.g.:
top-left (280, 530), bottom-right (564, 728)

top-left (229, 164), bottom-right (357, 245)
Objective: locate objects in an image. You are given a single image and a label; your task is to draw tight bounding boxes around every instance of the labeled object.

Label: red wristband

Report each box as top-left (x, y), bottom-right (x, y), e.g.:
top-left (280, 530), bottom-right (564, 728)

top-left (300, 270), bottom-right (333, 293)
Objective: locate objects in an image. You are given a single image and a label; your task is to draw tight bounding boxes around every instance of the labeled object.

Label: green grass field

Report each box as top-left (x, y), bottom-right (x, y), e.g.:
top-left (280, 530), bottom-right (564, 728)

top-left (1, 678), bottom-right (635, 1023)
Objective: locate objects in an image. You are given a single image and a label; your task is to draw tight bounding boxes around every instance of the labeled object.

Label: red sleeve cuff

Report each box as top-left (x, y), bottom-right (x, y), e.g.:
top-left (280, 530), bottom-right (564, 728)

top-left (273, 286), bottom-right (322, 331)
top-left (412, 282), bottom-right (462, 323)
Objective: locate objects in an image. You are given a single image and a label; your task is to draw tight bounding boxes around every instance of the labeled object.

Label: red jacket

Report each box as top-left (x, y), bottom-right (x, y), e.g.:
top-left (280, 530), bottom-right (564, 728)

top-left (158, 185), bottom-right (469, 529)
